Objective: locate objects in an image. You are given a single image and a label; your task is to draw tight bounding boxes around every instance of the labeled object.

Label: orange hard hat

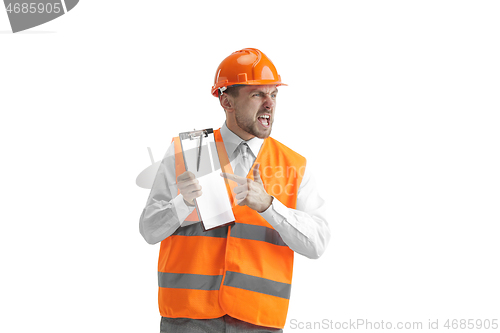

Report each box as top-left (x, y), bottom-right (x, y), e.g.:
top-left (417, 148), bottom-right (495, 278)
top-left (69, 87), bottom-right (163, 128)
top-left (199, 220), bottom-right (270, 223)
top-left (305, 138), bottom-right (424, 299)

top-left (211, 48), bottom-right (287, 97)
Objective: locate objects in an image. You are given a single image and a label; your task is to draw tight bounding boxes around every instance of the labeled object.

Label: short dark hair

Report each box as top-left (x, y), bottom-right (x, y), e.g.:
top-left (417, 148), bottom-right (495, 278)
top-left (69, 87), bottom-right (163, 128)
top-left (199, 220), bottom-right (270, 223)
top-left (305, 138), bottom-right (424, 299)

top-left (223, 85), bottom-right (245, 98)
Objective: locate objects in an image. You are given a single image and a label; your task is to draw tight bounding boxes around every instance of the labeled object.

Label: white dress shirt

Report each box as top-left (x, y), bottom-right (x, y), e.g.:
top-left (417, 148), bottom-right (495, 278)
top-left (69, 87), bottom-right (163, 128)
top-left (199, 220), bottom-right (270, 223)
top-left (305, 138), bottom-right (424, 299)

top-left (139, 123), bottom-right (330, 259)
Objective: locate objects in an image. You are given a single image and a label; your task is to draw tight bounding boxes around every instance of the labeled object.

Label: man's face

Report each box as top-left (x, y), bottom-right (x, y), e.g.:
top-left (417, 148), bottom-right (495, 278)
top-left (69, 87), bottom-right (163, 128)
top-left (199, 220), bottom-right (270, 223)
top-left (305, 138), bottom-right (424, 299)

top-left (231, 85), bottom-right (278, 139)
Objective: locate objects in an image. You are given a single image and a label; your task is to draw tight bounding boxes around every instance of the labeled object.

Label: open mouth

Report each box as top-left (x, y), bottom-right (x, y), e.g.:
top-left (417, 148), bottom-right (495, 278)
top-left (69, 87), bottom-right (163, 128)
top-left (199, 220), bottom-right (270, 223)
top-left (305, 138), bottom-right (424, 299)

top-left (257, 114), bottom-right (271, 128)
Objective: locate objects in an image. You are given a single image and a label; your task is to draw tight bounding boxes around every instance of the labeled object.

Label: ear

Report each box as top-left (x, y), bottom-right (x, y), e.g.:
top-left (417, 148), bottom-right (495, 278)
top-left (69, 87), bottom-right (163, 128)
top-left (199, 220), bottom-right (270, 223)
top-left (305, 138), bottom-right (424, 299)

top-left (220, 93), bottom-right (235, 113)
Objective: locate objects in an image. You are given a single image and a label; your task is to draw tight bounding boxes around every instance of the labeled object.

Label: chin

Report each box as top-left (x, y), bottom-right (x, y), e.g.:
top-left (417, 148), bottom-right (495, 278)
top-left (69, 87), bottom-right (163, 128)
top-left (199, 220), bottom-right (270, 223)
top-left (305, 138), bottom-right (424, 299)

top-left (255, 128), bottom-right (272, 139)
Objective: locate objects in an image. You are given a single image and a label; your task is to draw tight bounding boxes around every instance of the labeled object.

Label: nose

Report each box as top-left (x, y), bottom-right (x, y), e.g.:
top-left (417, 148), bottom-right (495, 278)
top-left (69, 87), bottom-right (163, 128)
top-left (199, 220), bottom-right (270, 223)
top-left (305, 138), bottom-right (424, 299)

top-left (263, 94), bottom-right (275, 110)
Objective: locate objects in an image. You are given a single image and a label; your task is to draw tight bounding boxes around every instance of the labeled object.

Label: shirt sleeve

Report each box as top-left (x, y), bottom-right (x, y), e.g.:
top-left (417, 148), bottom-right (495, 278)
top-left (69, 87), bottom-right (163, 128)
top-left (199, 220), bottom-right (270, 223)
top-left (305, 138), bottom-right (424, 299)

top-left (259, 165), bottom-right (330, 259)
top-left (139, 142), bottom-right (195, 244)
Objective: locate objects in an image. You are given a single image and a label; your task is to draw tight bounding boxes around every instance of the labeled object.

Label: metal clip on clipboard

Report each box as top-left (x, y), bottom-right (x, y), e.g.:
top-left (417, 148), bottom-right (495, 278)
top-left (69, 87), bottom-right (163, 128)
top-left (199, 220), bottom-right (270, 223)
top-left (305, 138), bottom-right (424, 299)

top-left (178, 128), bottom-right (235, 231)
top-left (179, 129), bottom-right (212, 172)
top-left (179, 128), bottom-right (212, 141)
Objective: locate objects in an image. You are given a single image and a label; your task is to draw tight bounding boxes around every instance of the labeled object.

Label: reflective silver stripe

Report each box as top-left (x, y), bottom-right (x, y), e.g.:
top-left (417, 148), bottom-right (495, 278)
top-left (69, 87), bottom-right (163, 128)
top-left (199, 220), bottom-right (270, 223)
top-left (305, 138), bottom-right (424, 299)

top-left (223, 271), bottom-right (291, 299)
top-left (173, 222), bottom-right (228, 238)
top-left (230, 223), bottom-right (287, 246)
top-left (158, 272), bottom-right (223, 291)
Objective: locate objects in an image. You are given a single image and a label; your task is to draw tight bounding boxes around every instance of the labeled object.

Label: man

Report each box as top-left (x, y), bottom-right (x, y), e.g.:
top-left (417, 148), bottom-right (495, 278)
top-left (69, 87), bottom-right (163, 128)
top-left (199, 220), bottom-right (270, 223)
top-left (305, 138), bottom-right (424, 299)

top-left (140, 48), bottom-right (330, 332)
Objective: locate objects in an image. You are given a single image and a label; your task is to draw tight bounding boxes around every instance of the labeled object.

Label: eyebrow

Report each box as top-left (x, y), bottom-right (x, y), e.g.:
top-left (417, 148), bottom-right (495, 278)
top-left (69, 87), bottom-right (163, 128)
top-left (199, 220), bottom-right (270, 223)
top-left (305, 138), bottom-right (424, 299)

top-left (250, 89), bottom-right (279, 95)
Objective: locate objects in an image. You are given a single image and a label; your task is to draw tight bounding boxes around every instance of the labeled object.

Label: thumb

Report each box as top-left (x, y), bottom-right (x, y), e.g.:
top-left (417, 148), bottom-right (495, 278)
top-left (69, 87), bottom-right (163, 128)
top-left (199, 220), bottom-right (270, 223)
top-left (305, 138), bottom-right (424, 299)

top-left (252, 163), bottom-right (263, 185)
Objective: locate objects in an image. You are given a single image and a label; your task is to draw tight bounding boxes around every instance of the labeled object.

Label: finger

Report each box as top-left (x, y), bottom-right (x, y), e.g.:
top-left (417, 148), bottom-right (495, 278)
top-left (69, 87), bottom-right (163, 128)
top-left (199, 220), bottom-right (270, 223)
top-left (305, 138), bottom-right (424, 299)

top-left (183, 190), bottom-right (203, 205)
top-left (235, 191), bottom-right (249, 201)
top-left (185, 189), bottom-right (203, 199)
top-left (177, 179), bottom-right (199, 190)
top-left (183, 186), bottom-right (203, 197)
top-left (220, 172), bottom-right (247, 185)
top-left (178, 183), bottom-right (202, 193)
top-left (177, 171), bottom-right (196, 182)
top-left (233, 183), bottom-right (249, 195)
top-left (179, 171), bottom-right (196, 180)
top-left (252, 163), bottom-right (263, 185)
top-left (178, 177), bottom-right (199, 185)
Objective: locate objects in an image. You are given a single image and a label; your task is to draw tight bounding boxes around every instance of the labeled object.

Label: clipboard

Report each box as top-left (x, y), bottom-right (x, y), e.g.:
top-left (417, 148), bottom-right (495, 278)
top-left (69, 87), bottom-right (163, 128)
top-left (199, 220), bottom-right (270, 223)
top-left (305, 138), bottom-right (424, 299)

top-left (179, 128), bottom-right (235, 231)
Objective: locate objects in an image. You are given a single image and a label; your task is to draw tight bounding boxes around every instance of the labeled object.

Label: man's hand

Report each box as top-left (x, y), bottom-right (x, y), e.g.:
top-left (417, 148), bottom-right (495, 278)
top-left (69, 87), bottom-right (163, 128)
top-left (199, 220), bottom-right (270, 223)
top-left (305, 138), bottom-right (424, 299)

top-left (221, 163), bottom-right (273, 213)
top-left (177, 171), bottom-right (202, 206)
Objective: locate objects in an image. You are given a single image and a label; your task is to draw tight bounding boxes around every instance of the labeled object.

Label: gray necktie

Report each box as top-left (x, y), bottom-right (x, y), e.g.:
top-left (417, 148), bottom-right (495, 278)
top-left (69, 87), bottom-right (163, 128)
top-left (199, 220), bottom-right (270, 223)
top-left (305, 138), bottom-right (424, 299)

top-left (234, 143), bottom-right (253, 178)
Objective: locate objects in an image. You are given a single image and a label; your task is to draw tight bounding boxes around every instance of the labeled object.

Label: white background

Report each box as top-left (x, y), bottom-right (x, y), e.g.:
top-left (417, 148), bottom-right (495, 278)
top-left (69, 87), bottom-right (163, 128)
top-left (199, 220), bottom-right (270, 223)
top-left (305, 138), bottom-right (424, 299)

top-left (1, 1), bottom-right (499, 332)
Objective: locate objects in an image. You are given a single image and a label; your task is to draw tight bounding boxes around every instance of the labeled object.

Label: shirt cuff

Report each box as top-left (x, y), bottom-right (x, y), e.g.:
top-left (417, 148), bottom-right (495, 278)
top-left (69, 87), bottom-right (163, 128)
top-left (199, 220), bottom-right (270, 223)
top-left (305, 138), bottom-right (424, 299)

top-left (259, 197), bottom-right (287, 228)
top-left (172, 195), bottom-right (196, 227)
top-left (259, 196), bottom-right (314, 241)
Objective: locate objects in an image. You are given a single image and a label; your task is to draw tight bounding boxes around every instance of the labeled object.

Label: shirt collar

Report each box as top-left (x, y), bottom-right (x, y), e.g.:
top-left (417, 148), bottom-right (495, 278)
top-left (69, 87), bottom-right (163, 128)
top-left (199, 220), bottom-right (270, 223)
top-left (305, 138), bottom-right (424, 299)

top-left (220, 122), bottom-right (264, 159)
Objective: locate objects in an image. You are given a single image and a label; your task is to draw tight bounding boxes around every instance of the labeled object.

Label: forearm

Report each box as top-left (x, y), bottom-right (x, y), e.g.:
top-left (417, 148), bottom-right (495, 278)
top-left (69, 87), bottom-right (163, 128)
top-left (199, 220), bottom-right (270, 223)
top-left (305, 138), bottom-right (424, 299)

top-left (139, 142), bottom-right (197, 244)
top-left (139, 195), bottom-right (195, 244)
top-left (260, 198), bottom-right (330, 259)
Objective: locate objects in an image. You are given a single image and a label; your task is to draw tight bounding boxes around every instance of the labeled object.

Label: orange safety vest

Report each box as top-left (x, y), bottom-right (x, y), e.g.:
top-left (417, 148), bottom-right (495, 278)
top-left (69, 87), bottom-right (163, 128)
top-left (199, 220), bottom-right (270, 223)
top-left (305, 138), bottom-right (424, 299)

top-left (157, 128), bottom-right (306, 328)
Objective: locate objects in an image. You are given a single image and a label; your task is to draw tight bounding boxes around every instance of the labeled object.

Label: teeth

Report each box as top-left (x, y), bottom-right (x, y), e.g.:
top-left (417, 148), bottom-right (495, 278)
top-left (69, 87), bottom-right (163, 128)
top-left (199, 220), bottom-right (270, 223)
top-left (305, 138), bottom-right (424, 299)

top-left (259, 115), bottom-right (270, 119)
